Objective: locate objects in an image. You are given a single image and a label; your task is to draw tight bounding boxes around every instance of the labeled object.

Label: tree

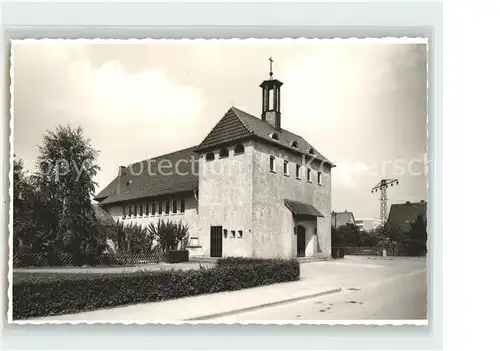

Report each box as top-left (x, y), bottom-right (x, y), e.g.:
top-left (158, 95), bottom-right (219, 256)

top-left (334, 223), bottom-right (361, 247)
top-left (34, 124), bottom-right (103, 264)
top-left (13, 156), bottom-right (37, 254)
top-left (403, 214), bottom-right (427, 256)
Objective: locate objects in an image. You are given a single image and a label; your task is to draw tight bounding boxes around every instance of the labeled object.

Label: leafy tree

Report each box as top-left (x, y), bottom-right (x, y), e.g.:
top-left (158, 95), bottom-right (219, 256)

top-left (334, 223), bottom-right (361, 247)
top-left (34, 124), bottom-right (103, 264)
top-left (403, 214), bottom-right (427, 256)
top-left (13, 157), bottom-right (37, 254)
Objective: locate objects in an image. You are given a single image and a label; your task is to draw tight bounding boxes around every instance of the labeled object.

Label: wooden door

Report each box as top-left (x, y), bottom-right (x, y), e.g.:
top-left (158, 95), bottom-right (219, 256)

top-left (297, 225), bottom-right (306, 257)
top-left (210, 226), bottom-right (223, 257)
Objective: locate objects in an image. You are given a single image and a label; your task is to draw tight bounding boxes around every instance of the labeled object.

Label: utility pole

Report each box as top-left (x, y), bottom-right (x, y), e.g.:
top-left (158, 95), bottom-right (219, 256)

top-left (371, 179), bottom-right (399, 225)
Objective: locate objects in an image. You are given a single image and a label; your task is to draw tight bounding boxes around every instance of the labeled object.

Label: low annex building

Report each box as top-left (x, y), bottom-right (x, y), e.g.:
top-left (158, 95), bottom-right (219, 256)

top-left (95, 65), bottom-right (335, 258)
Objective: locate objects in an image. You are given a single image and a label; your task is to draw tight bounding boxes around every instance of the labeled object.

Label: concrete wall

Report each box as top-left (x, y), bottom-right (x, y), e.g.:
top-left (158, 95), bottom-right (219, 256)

top-left (197, 140), bottom-right (255, 257)
top-left (252, 140), bottom-right (332, 258)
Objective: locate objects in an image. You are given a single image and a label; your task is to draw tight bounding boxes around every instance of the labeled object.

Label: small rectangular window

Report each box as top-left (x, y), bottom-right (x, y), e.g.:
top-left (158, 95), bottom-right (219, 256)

top-left (166, 199), bottom-right (170, 214)
top-left (158, 201), bottom-right (163, 214)
top-left (133, 204), bottom-right (137, 217)
top-left (296, 164), bottom-right (301, 179)
top-left (128, 205), bottom-right (132, 217)
top-left (139, 204), bottom-right (143, 216)
top-left (307, 168), bottom-right (312, 182)
top-left (284, 160), bottom-right (289, 175)
top-left (173, 199), bottom-right (178, 214)
top-left (314, 227), bottom-right (317, 235)
top-left (231, 230), bottom-right (236, 238)
top-left (145, 203), bottom-right (150, 216)
top-left (180, 198), bottom-right (185, 213)
top-left (238, 230), bottom-right (243, 238)
top-left (270, 155), bottom-right (276, 172)
top-left (318, 171), bottom-right (322, 185)
top-left (122, 205), bottom-right (126, 219)
top-left (152, 202), bottom-right (156, 215)
top-left (223, 229), bottom-right (228, 238)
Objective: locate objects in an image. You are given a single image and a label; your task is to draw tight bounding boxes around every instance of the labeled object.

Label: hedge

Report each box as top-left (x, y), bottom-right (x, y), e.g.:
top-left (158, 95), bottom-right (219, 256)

top-left (13, 258), bottom-right (300, 319)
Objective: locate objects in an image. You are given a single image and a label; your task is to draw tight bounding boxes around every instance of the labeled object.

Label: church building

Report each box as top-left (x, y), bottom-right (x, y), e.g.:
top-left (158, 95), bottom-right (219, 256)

top-left (95, 62), bottom-right (335, 258)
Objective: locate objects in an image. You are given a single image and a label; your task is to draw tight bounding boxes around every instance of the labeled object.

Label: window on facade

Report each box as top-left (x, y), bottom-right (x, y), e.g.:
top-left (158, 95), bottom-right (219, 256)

top-left (307, 168), bottom-right (312, 182)
top-left (270, 155), bottom-right (276, 172)
top-left (206, 152), bottom-right (215, 161)
top-left (180, 198), bottom-right (185, 213)
top-left (296, 164), bottom-right (301, 178)
top-left (291, 141), bottom-right (298, 148)
top-left (133, 204), bottom-right (137, 217)
top-left (173, 199), bottom-right (178, 214)
top-left (145, 203), bottom-right (150, 216)
top-left (219, 148), bottom-right (229, 158)
top-left (317, 171), bottom-right (322, 185)
top-left (151, 202), bottom-right (156, 215)
top-left (128, 205), bottom-right (132, 217)
top-left (122, 205), bottom-right (126, 219)
top-left (139, 204), bottom-right (143, 216)
top-left (166, 199), bottom-right (170, 214)
top-left (159, 201), bottom-right (163, 214)
top-left (284, 160), bottom-right (289, 175)
top-left (234, 144), bottom-right (245, 154)
top-left (271, 133), bottom-right (279, 140)
top-left (231, 230), bottom-right (236, 238)
top-left (314, 227), bottom-right (317, 235)
top-left (223, 229), bottom-right (228, 238)
top-left (238, 230), bottom-right (243, 238)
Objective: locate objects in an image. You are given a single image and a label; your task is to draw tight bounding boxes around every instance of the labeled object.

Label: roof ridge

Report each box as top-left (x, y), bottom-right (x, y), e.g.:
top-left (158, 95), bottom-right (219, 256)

top-left (126, 145), bottom-right (198, 167)
top-left (230, 106), bottom-right (255, 135)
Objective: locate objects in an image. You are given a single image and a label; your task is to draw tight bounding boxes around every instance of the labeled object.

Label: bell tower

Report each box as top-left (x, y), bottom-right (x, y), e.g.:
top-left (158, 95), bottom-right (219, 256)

top-left (260, 57), bottom-right (283, 131)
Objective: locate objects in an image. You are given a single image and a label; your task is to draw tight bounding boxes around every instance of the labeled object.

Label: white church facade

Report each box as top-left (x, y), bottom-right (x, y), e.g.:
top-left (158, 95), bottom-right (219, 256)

top-left (95, 68), bottom-right (335, 259)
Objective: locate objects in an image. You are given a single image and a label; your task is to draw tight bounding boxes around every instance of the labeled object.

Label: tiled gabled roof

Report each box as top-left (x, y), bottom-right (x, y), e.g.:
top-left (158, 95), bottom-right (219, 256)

top-left (94, 147), bottom-right (199, 205)
top-left (195, 107), bottom-right (335, 167)
top-left (386, 201), bottom-right (427, 232)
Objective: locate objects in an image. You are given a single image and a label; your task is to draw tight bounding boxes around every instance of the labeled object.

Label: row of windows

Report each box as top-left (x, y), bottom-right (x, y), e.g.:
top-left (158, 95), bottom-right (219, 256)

top-left (122, 198), bottom-right (185, 219)
top-left (206, 144), bottom-right (245, 161)
top-left (205, 141), bottom-right (315, 162)
top-left (268, 133), bottom-right (315, 155)
top-left (270, 156), bottom-right (323, 185)
top-left (223, 229), bottom-right (243, 239)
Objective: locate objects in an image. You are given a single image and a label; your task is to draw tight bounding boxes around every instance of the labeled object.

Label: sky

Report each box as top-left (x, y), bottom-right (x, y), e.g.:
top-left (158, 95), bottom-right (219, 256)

top-left (12, 39), bottom-right (428, 219)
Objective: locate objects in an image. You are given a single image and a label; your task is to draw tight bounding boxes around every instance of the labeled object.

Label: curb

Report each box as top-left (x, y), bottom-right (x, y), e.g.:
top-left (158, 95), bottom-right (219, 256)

top-left (186, 287), bottom-right (344, 321)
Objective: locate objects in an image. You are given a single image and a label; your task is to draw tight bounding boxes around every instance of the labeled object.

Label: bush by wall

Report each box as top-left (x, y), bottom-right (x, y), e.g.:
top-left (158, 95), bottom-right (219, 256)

top-left (13, 258), bottom-right (300, 319)
top-left (164, 250), bottom-right (189, 263)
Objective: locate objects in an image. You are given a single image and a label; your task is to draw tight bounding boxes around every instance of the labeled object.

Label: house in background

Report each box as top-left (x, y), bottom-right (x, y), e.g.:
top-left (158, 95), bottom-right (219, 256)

top-left (332, 210), bottom-right (356, 229)
top-left (355, 218), bottom-right (383, 232)
top-left (385, 200), bottom-right (427, 232)
top-left (94, 66), bottom-right (335, 259)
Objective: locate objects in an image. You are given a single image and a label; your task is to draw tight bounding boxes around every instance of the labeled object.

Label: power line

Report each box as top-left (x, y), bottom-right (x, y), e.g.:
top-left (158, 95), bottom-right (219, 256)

top-left (371, 178), bottom-right (399, 225)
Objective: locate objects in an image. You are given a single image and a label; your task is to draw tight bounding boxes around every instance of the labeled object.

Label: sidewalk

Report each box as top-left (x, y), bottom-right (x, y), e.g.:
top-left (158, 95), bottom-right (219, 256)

top-left (28, 276), bottom-right (344, 322)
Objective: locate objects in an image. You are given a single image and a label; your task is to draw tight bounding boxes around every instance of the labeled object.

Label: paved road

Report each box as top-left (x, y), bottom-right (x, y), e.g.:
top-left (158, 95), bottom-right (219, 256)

top-left (213, 256), bottom-right (427, 321)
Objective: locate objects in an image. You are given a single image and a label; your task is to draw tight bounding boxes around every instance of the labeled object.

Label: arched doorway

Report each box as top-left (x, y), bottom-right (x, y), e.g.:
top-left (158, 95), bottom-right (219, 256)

top-left (297, 225), bottom-right (306, 257)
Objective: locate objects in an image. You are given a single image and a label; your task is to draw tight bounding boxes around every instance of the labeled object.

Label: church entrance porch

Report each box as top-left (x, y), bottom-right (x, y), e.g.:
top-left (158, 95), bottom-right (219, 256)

top-left (284, 199), bottom-right (324, 258)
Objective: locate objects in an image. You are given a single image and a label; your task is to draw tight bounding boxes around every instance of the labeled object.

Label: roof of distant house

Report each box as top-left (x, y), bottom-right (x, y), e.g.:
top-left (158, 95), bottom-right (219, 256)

top-left (386, 201), bottom-right (427, 232)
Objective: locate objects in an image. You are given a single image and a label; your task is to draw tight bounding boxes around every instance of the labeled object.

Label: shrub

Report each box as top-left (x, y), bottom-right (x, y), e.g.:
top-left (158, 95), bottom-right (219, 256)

top-left (13, 258), bottom-right (300, 319)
